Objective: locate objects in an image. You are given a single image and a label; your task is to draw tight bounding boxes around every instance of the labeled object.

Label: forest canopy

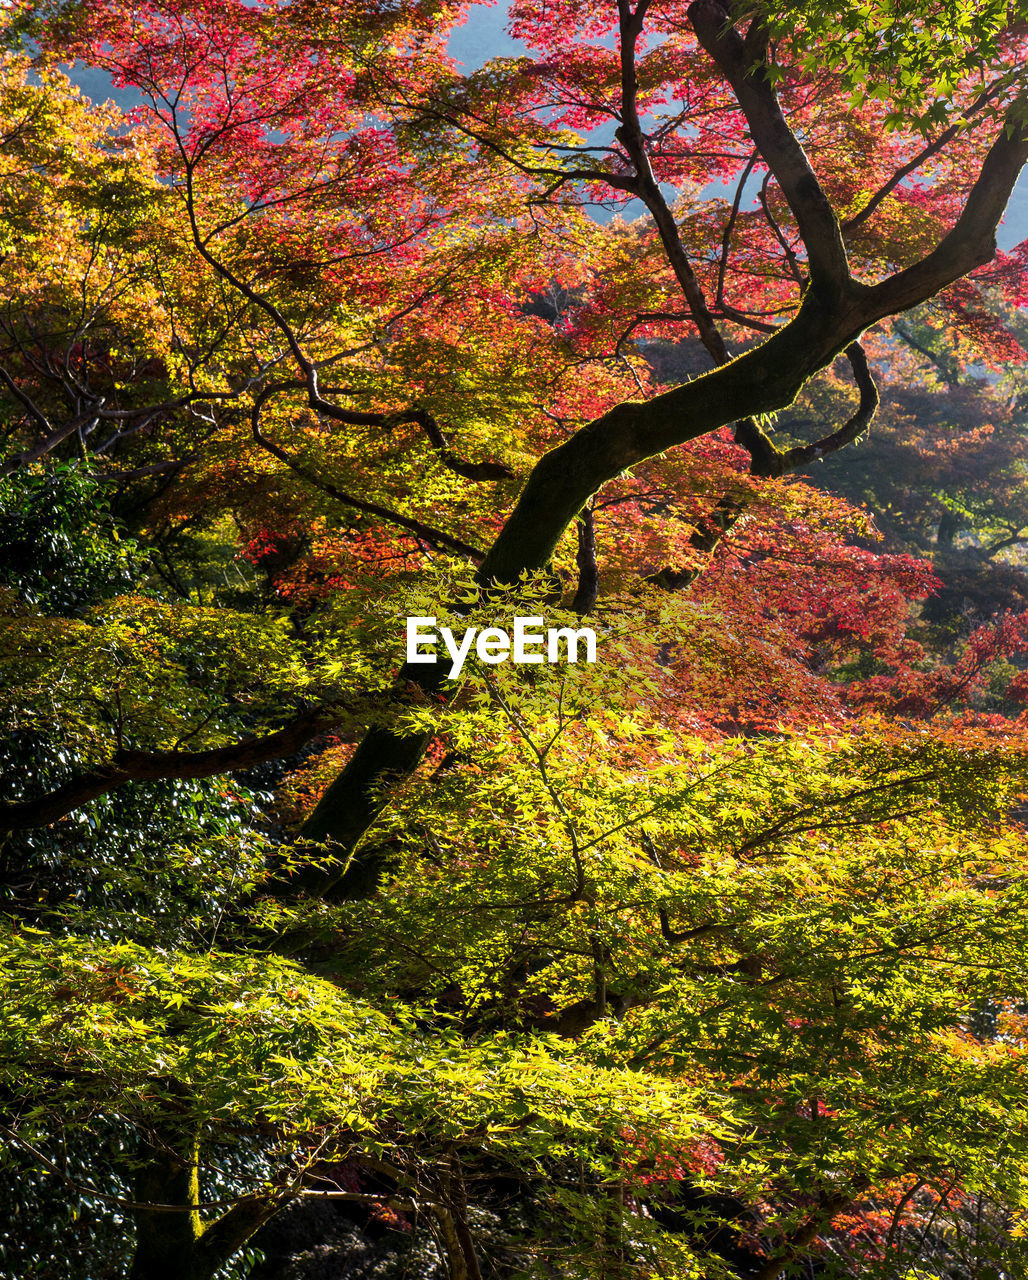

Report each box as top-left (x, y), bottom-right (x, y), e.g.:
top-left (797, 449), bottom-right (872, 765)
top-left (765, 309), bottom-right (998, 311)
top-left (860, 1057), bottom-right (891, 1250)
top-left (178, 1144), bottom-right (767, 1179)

top-left (2, 0), bottom-right (1028, 1277)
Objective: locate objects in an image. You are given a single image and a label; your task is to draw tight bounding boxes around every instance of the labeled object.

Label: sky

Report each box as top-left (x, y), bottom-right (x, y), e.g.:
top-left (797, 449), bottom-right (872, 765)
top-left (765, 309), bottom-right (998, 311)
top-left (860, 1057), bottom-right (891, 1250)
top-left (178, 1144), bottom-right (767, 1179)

top-left (70, 2), bottom-right (1028, 250)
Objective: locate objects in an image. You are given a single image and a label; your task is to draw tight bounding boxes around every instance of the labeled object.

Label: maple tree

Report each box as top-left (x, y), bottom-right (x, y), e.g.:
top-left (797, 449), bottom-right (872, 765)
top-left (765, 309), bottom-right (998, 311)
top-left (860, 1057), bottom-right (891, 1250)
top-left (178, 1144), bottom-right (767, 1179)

top-left (2, 0), bottom-right (1028, 1277)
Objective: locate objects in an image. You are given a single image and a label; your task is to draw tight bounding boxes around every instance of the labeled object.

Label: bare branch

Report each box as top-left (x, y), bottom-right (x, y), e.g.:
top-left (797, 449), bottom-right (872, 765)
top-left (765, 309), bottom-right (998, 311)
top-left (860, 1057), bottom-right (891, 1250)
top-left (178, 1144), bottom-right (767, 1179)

top-left (716, 149), bottom-right (762, 307)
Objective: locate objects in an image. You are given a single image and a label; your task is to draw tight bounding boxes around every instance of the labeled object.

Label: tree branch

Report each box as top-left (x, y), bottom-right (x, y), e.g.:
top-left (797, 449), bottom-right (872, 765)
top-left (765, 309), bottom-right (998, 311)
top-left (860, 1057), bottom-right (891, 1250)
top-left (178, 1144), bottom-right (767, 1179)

top-left (842, 79), bottom-right (1008, 235)
top-left (892, 319), bottom-right (960, 388)
top-left (779, 340), bottom-right (879, 470)
top-left (0, 402), bottom-right (103, 477)
top-left (195, 1192), bottom-right (295, 1276)
top-left (571, 503), bottom-right (599, 613)
top-left (751, 1192), bottom-right (852, 1280)
top-left (250, 388), bottom-right (486, 562)
top-left (0, 704), bottom-right (347, 832)
top-left (615, 0), bottom-right (732, 365)
top-left (689, 0), bottom-right (851, 297)
top-left (868, 100), bottom-right (1028, 313)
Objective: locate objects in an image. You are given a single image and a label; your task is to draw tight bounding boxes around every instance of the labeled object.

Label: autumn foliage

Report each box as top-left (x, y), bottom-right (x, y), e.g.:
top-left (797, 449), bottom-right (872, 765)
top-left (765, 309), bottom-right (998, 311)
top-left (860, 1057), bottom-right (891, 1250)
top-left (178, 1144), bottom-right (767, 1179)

top-left (1, 1), bottom-right (1028, 1278)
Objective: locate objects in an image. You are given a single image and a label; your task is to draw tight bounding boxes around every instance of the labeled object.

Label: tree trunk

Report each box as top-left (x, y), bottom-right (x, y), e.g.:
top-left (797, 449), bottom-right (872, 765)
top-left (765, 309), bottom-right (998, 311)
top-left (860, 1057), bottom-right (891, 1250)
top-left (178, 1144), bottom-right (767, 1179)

top-left (129, 1126), bottom-right (205, 1280)
top-left (128, 1109), bottom-right (285, 1280)
top-left (937, 508), bottom-right (960, 547)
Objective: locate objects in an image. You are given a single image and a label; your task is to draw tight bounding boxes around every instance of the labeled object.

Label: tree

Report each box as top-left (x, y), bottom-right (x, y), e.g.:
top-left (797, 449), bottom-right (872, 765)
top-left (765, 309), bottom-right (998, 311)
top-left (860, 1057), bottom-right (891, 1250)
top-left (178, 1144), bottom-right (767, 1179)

top-left (2, 1), bottom-right (1028, 1277)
